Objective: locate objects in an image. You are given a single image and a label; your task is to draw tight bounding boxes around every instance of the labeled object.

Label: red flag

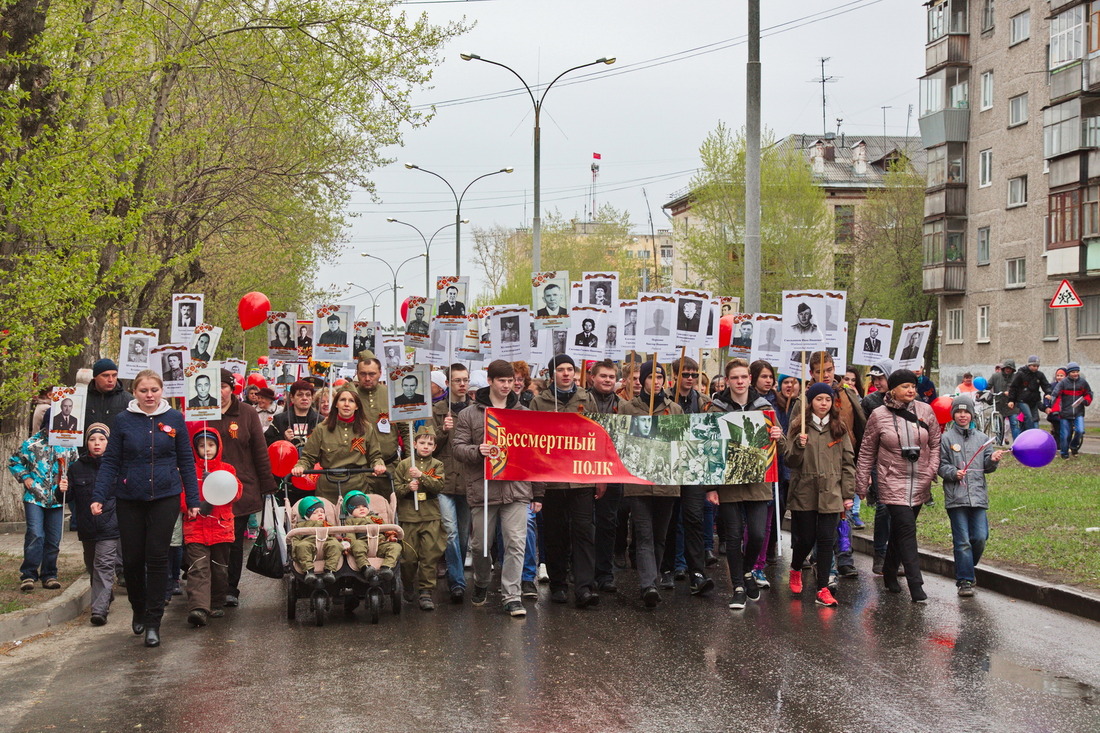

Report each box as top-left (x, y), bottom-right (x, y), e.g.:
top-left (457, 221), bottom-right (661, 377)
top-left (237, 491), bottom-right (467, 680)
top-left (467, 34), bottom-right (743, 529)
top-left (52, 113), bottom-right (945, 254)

top-left (592, 152), bottom-right (602, 160)
top-left (484, 408), bottom-right (650, 485)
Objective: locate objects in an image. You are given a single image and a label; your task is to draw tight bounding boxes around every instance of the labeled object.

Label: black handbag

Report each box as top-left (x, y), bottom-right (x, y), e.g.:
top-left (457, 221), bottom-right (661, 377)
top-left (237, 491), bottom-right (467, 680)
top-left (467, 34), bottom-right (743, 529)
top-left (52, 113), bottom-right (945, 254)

top-left (246, 495), bottom-right (285, 579)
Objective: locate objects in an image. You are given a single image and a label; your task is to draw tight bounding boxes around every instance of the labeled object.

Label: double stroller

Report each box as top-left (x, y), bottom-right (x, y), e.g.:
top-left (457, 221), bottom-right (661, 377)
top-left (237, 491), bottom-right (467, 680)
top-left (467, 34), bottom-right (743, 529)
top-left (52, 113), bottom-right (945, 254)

top-left (284, 490), bottom-right (404, 625)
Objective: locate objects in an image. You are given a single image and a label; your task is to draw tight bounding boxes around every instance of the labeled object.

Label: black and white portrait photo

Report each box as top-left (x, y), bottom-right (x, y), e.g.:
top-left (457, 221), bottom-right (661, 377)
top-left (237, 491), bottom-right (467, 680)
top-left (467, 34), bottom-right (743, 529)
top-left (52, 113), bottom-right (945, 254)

top-left (676, 298), bottom-right (702, 333)
top-left (170, 294), bottom-right (203, 344)
top-left (575, 318), bottom-right (598, 347)
top-left (532, 271), bottom-right (570, 330)
top-left (118, 328), bottom-right (159, 379)
top-left (161, 352), bottom-right (185, 382)
top-left (314, 304), bottom-right (354, 362)
top-left (186, 367), bottom-right (221, 421)
top-left (500, 316), bottom-right (520, 343)
top-left (46, 388), bottom-right (85, 447)
top-left (437, 284), bottom-right (466, 317)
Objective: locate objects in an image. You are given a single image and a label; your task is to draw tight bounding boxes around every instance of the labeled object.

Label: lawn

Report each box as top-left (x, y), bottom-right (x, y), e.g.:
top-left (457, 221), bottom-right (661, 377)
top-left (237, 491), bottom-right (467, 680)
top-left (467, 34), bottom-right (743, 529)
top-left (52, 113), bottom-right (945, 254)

top-left (0, 551), bottom-right (87, 614)
top-left (861, 454), bottom-right (1100, 592)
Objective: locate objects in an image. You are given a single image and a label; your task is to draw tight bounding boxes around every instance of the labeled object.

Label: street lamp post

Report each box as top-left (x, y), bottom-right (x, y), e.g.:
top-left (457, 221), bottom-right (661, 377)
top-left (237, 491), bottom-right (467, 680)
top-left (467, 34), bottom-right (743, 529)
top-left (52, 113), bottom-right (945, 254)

top-left (345, 281), bottom-right (400, 322)
top-left (386, 218), bottom-right (468, 296)
top-left (403, 164), bottom-right (513, 277)
top-left (358, 253), bottom-right (425, 333)
top-left (460, 53), bottom-right (615, 270)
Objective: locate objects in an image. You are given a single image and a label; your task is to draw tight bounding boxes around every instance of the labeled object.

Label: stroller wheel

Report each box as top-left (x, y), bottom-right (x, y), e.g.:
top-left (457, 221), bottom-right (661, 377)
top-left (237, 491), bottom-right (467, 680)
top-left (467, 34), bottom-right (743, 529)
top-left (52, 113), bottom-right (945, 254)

top-left (286, 579), bottom-right (297, 621)
top-left (369, 588), bottom-right (382, 624)
top-left (391, 576), bottom-right (402, 616)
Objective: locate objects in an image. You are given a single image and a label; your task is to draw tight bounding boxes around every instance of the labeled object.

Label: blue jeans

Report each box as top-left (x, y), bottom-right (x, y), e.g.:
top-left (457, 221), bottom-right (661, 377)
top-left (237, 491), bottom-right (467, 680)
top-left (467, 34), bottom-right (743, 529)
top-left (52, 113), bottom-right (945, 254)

top-left (21, 503), bottom-right (64, 582)
top-left (1059, 415), bottom-right (1085, 456)
top-left (438, 493), bottom-right (471, 591)
top-left (947, 507), bottom-right (988, 584)
top-left (1019, 403), bottom-right (1038, 431)
top-left (522, 506), bottom-right (538, 582)
top-left (1008, 408), bottom-right (1024, 439)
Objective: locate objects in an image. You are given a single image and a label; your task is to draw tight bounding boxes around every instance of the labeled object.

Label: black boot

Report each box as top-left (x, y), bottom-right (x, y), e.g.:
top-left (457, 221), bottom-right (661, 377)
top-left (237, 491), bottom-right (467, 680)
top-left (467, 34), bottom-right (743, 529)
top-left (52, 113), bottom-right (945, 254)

top-left (144, 627), bottom-right (160, 647)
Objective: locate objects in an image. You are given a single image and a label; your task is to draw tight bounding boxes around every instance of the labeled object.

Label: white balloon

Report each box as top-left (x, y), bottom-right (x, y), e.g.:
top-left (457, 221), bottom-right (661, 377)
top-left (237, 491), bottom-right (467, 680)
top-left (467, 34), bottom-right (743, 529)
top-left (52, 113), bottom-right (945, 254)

top-left (202, 470), bottom-right (238, 506)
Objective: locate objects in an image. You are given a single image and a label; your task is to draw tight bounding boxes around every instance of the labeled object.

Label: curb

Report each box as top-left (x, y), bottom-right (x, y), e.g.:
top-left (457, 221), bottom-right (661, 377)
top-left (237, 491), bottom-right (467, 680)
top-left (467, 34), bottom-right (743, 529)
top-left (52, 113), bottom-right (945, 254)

top-left (0, 577), bottom-right (91, 644)
top-left (849, 531), bottom-right (1100, 623)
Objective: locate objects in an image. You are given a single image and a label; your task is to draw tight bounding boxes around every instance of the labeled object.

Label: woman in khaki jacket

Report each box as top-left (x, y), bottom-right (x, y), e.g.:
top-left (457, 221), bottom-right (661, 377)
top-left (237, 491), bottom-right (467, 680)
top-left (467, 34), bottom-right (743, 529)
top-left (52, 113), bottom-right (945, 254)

top-left (783, 382), bottom-right (855, 608)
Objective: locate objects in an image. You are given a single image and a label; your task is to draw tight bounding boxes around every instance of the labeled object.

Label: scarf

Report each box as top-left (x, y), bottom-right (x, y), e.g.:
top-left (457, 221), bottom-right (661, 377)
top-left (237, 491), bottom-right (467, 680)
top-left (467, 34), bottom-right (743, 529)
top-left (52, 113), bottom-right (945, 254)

top-left (884, 393), bottom-right (922, 426)
top-left (550, 383), bottom-right (578, 403)
top-left (432, 388), bottom-right (449, 405)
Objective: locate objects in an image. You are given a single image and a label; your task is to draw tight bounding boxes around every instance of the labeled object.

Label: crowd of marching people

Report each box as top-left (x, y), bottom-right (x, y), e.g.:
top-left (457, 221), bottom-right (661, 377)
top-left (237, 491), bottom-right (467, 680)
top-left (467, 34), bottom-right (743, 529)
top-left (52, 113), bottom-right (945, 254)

top-left (8, 347), bottom-right (1093, 644)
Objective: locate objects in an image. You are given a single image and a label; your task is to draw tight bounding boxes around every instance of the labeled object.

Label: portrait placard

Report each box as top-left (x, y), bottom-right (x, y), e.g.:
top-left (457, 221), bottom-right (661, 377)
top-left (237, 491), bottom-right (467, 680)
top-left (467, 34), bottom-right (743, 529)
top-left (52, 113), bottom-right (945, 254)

top-left (727, 312), bottom-right (755, 362)
top-left (403, 296), bottom-right (434, 349)
top-left (381, 337), bottom-right (406, 373)
top-left (435, 276), bottom-right (469, 330)
top-left (119, 328), bottom-right (159, 379)
top-left (780, 291), bottom-right (828, 353)
top-left (456, 313), bottom-right (482, 361)
top-left (638, 293), bottom-right (676, 353)
top-left (47, 386), bottom-right (84, 447)
top-left (388, 364), bottom-right (432, 422)
top-left (185, 366), bottom-right (221, 422)
top-left (353, 320), bottom-right (381, 360)
top-left (266, 312), bottom-right (298, 361)
top-left (490, 307), bottom-right (532, 362)
top-left (853, 318), bottom-right (894, 366)
top-left (531, 271), bottom-right (570, 330)
top-left (314, 304), bottom-right (354, 362)
top-left (748, 314), bottom-right (784, 367)
top-left (272, 361), bottom-right (304, 387)
top-left (223, 358), bottom-right (247, 376)
top-left (673, 288), bottom-right (710, 348)
top-left (567, 305), bottom-right (608, 361)
top-left (619, 299), bottom-right (639, 353)
top-left (582, 272), bottom-right (618, 308)
top-left (718, 296), bottom-right (741, 318)
top-left (296, 320), bottom-right (314, 360)
top-left (171, 294), bottom-right (204, 345)
top-left (188, 324), bottom-right (222, 364)
top-left (153, 343), bottom-right (190, 398)
top-left (894, 320), bottom-right (933, 370)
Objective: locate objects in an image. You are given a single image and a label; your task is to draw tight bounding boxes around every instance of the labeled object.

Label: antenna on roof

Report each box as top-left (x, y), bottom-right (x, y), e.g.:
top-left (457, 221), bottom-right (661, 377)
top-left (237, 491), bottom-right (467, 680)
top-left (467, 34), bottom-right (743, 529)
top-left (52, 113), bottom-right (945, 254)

top-left (809, 58), bottom-right (838, 139)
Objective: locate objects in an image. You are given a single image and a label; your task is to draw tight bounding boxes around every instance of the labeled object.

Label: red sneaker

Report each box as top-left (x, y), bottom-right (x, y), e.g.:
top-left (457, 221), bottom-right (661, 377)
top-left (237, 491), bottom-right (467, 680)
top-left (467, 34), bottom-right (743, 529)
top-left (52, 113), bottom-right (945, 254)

top-left (789, 570), bottom-right (803, 594)
top-left (815, 587), bottom-right (839, 607)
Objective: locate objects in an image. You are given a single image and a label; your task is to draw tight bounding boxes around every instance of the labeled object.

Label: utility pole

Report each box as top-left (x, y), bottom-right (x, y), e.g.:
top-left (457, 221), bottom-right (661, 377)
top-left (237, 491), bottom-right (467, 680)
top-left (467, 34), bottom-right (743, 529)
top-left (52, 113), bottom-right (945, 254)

top-left (744, 0), bottom-right (762, 312)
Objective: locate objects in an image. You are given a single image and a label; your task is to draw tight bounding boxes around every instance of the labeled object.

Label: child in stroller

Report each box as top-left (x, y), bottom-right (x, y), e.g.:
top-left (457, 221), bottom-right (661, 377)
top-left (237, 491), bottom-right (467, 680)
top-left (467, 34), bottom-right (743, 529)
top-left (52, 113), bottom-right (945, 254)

top-left (342, 490), bottom-right (401, 583)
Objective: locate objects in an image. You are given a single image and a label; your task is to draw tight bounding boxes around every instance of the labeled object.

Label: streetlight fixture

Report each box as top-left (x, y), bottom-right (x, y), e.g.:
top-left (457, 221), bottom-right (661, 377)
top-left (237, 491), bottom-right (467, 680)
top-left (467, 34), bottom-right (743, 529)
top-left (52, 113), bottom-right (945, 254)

top-left (358, 252), bottom-right (426, 333)
top-left (403, 163), bottom-right (513, 277)
top-left (460, 53), bottom-right (615, 270)
top-left (345, 281), bottom-right (401, 322)
top-left (386, 218), bottom-right (469, 296)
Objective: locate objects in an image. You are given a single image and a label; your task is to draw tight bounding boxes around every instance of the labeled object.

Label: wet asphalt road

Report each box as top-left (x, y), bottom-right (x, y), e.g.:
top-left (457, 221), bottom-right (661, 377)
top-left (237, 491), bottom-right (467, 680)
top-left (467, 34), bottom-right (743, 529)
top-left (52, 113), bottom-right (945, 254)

top-left (1, 542), bottom-right (1098, 733)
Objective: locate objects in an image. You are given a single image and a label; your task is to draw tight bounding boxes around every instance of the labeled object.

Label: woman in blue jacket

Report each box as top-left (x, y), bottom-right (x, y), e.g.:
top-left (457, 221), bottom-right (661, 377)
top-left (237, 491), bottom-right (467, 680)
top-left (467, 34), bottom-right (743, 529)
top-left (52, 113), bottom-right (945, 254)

top-left (92, 370), bottom-right (200, 647)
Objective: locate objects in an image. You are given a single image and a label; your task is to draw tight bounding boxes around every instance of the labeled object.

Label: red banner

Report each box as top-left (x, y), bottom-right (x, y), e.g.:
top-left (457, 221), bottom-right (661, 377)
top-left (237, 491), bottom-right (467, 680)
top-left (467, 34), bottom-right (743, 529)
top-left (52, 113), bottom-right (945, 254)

top-left (484, 408), bottom-right (652, 485)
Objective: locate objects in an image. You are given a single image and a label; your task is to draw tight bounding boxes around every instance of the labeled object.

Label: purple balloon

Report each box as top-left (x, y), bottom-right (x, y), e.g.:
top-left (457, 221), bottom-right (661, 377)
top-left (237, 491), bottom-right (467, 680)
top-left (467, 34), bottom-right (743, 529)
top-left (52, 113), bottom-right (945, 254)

top-left (1011, 429), bottom-right (1057, 468)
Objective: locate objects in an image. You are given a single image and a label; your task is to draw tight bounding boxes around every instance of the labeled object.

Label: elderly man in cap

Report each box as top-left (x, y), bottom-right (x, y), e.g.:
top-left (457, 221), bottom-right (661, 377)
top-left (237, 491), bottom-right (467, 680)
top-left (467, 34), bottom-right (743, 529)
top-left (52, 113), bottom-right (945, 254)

top-left (217, 368), bottom-right (277, 607)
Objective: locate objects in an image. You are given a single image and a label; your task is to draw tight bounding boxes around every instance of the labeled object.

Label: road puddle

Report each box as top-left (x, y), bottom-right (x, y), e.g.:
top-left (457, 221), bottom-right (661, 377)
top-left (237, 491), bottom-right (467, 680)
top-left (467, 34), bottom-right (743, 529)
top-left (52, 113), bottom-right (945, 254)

top-left (987, 655), bottom-right (1097, 702)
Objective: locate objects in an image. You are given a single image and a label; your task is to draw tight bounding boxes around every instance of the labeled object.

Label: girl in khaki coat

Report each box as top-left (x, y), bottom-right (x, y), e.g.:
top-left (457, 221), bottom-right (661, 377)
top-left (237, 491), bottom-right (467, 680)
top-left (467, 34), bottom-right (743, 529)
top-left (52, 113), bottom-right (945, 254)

top-left (783, 382), bottom-right (854, 608)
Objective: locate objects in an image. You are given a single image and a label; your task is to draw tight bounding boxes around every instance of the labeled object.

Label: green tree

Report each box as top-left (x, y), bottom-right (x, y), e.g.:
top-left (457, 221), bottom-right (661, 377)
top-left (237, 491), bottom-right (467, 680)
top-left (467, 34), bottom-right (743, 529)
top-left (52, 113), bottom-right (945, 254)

top-left (847, 163), bottom-right (938, 369)
top-left (676, 122), bottom-right (831, 311)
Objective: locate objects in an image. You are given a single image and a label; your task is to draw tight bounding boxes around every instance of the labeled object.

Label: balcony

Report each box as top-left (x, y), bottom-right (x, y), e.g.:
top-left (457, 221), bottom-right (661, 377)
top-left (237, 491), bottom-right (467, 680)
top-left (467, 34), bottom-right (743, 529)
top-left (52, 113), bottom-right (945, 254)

top-left (1046, 240), bottom-right (1100, 279)
top-left (919, 108), bottom-right (970, 148)
top-left (925, 34), bottom-right (969, 72)
top-left (923, 263), bottom-right (967, 293)
top-left (1051, 62), bottom-right (1084, 102)
top-left (924, 187), bottom-right (968, 217)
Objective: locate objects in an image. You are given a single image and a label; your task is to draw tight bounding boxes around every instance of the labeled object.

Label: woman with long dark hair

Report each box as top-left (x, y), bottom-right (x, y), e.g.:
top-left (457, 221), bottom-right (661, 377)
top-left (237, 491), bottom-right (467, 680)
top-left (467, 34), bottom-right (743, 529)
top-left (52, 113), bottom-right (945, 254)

top-left (291, 387), bottom-right (386, 502)
top-left (856, 370), bottom-right (941, 603)
top-left (92, 370), bottom-right (200, 647)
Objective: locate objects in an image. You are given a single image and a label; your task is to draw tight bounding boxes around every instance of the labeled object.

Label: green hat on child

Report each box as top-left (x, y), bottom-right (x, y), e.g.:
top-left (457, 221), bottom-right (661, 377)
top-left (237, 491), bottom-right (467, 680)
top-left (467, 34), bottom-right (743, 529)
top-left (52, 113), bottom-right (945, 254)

top-left (343, 491), bottom-right (369, 510)
top-left (297, 496), bottom-right (323, 519)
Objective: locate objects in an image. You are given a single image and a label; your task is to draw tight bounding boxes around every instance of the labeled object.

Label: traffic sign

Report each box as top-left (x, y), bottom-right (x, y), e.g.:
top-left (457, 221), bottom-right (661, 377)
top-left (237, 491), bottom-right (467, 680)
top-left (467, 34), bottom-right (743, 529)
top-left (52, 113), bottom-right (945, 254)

top-left (1049, 279), bottom-right (1083, 308)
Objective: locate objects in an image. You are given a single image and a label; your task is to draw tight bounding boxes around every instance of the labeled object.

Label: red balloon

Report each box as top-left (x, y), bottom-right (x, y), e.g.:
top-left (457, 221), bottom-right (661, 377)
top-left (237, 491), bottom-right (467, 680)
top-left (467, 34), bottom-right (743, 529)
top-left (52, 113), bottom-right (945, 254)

top-left (268, 440), bottom-right (299, 477)
top-left (400, 296), bottom-right (413, 324)
top-left (232, 373), bottom-right (244, 396)
top-left (718, 314), bottom-right (736, 348)
top-left (237, 291), bottom-right (271, 331)
top-left (931, 395), bottom-right (955, 425)
top-left (291, 463), bottom-right (321, 492)
top-left (333, 378), bottom-right (347, 388)
top-left (247, 373), bottom-right (268, 390)
top-left (256, 355), bottom-right (269, 365)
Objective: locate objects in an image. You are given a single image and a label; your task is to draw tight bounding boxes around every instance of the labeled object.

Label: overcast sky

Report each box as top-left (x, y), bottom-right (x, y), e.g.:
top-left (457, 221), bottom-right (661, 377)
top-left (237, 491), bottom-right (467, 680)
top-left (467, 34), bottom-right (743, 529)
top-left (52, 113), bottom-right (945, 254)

top-left (320, 0), bottom-right (927, 322)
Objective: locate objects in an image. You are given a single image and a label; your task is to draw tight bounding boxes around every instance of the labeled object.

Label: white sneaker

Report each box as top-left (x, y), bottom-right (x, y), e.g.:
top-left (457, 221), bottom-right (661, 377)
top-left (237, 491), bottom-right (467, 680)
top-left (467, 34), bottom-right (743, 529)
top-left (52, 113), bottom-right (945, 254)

top-left (537, 563), bottom-right (549, 583)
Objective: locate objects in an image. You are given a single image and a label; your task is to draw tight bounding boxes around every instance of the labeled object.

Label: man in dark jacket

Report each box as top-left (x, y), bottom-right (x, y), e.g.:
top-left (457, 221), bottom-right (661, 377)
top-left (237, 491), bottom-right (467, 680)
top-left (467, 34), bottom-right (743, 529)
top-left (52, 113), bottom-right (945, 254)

top-left (1008, 355), bottom-right (1051, 432)
top-left (264, 380), bottom-right (319, 448)
top-left (988, 358), bottom-right (1017, 440)
top-left (433, 364), bottom-right (473, 603)
top-left (217, 368), bottom-right (277, 606)
top-left (586, 360), bottom-right (629, 593)
top-left (84, 359), bottom-right (132, 438)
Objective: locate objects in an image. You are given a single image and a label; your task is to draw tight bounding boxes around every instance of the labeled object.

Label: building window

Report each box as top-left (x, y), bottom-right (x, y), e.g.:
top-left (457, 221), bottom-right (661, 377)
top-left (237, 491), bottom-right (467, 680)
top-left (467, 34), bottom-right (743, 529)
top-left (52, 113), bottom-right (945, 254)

top-left (833, 253), bottom-right (854, 290)
top-left (928, 0), bottom-right (966, 42)
top-left (926, 143), bottom-right (967, 187)
top-left (977, 305), bottom-right (990, 342)
top-left (979, 149), bottom-right (993, 187)
top-left (1080, 295), bottom-right (1100, 336)
top-left (977, 226), bottom-right (991, 264)
top-left (980, 71), bottom-right (994, 111)
top-left (1006, 257), bottom-right (1027, 288)
top-left (1044, 307), bottom-right (1059, 339)
top-left (1008, 176), bottom-right (1028, 207)
top-left (923, 221), bottom-right (944, 266)
top-left (1009, 93), bottom-right (1028, 126)
top-left (923, 219), bottom-right (965, 266)
top-left (1084, 185), bottom-right (1100, 237)
top-left (1044, 99), bottom-right (1082, 158)
top-left (1050, 5), bottom-right (1085, 70)
top-left (981, 0), bottom-right (994, 31)
top-left (946, 308), bottom-right (964, 344)
top-left (928, 2), bottom-right (947, 42)
top-left (919, 67), bottom-right (969, 117)
top-left (1010, 10), bottom-right (1030, 44)
top-left (834, 205), bottom-right (855, 244)
top-left (1049, 191), bottom-right (1081, 246)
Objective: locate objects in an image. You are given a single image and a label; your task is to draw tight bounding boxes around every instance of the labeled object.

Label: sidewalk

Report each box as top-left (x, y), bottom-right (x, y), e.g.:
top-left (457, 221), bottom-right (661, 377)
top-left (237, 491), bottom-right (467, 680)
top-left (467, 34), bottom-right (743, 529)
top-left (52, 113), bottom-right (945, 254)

top-left (0, 528), bottom-right (90, 645)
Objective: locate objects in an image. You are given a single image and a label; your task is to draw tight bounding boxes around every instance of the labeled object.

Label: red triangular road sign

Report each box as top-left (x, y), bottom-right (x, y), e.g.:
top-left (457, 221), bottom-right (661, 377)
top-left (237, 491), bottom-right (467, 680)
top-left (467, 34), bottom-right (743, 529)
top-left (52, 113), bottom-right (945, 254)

top-left (1050, 279), bottom-right (1084, 308)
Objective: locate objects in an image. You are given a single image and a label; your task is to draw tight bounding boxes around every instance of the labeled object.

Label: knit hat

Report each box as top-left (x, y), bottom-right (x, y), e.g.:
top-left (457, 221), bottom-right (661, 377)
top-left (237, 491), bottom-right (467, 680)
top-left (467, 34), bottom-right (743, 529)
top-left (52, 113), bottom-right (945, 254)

top-left (639, 361), bottom-right (665, 385)
top-left (887, 369), bottom-right (918, 391)
top-left (951, 394), bottom-right (974, 415)
top-left (86, 422), bottom-right (110, 439)
top-left (297, 496), bottom-right (324, 520)
top-left (1027, 355), bottom-right (1040, 366)
top-left (289, 380), bottom-right (314, 395)
top-left (220, 368), bottom-right (235, 386)
top-left (92, 359), bottom-right (118, 377)
top-left (868, 358), bottom-right (895, 379)
top-left (430, 371), bottom-right (447, 390)
top-left (548, 354), bottom-right (576, 372)
top-left (1067, 362), bottom-right (1081, 372)
top-left (343, 491), bottom-right (369, 511)
top-left (805, 382), bottom-right (834, 401)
